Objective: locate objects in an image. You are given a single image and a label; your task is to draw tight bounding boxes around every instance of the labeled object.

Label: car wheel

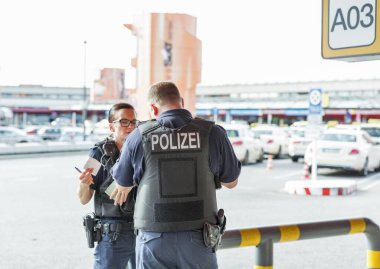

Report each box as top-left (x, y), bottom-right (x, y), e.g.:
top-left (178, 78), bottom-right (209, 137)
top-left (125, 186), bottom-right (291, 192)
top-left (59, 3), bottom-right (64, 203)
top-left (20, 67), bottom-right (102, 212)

top-left (291, 156), bottom-right (299, 163)
top-left (360, 159), bottom-right (369, 177)
top-left (275, 146), bottom-right (282, 159)
top-left (257, 150), bottom-right (264, 163)
top-left (376, 161), bottom-right (380, 172)
top-left (242, 151), bottom-right (249, 165)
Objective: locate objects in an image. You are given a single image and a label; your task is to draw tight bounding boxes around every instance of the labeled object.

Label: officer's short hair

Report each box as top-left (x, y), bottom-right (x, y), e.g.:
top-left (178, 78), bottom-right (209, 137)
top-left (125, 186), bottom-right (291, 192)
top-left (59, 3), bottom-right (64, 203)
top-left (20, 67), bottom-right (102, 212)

top-left (108, 103), bottom-right (135, 123)
top-left (148, 81), bottom-right (181, 106)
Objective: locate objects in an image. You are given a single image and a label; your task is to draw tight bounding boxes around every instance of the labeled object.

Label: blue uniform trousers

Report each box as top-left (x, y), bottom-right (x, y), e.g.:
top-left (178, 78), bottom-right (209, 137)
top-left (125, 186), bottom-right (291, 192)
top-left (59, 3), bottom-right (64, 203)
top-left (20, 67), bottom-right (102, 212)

top-left (94, 219), bottom-right (136, 269)
top-left (136, 230), bottom-right (217, 269)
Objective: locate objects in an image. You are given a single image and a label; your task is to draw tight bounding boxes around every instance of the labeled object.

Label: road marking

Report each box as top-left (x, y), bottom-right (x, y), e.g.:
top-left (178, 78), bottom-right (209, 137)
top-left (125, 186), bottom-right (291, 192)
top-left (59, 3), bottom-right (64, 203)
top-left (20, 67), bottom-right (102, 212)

top-left (361, 180), bottom-right (380, 191)
top-left (274, 171), bottom-right (303, 180)
top-left (357, 173), bottom-right (380, 186)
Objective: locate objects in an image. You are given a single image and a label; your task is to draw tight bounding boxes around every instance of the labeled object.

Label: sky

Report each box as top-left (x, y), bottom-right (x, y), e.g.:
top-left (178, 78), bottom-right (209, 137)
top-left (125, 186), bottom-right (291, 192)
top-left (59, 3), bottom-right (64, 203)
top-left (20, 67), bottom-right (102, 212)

top-left (1, 0), bottom-right (380, 88)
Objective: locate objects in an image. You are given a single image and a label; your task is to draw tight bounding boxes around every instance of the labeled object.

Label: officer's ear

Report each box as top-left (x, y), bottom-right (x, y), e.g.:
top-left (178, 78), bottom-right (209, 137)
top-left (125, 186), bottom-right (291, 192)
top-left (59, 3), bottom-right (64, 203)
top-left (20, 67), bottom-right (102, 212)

top-left (109, 122), bottom-right (115, 132)
top-left (150, 104), bottom-right (159, 117)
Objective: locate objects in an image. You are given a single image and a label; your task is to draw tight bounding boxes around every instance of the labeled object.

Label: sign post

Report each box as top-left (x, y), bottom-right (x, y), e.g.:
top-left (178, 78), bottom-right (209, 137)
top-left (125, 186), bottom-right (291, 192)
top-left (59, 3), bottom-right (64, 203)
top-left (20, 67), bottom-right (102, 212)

top-left (322, 0), bottom-right (380, 61)
top-left (306, 89), bottom-right (324, 181)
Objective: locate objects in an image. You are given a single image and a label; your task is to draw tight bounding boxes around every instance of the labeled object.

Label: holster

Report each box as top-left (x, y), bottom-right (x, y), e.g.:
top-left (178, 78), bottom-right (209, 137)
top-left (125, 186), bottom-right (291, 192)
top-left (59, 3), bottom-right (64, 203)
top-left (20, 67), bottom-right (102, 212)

top-left (82, 213), bottom-right (102, 248)
top-left (202, 209), bottom-right (227, 252)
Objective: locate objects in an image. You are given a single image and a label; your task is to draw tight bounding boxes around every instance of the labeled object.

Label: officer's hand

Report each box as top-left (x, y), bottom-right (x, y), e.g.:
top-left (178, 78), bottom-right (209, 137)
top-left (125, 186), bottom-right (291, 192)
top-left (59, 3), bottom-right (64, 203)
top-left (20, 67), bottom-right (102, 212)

top-left (79, 168), bottom-right (94, 186)
top-left (110, 182), bottom-right (133, 206)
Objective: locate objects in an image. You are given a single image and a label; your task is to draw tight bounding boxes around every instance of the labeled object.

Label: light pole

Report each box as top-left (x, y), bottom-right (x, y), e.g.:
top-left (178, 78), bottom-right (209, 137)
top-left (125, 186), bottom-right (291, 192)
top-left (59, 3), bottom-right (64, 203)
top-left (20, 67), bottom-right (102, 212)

top-left (82, 40), bottom-right (87, 141)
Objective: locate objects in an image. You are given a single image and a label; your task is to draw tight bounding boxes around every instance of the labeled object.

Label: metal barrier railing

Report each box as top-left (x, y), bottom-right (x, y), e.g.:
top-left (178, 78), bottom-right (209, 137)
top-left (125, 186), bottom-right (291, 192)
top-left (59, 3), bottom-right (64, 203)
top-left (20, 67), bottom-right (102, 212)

top-left (220, 218), bottom-right (380, 269)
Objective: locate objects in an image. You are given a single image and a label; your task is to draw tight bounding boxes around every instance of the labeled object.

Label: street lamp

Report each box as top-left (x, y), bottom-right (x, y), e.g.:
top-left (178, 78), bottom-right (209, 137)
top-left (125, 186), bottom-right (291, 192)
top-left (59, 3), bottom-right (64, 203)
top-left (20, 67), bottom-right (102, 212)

top-left (82, 40), bottom-right (87, 141)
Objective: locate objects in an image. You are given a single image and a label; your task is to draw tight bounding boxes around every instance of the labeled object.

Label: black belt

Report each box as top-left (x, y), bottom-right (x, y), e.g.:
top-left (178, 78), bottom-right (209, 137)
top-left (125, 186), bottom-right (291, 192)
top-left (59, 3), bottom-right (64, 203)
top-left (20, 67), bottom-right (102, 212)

top-left (101, 222), bottom-right (134, 233)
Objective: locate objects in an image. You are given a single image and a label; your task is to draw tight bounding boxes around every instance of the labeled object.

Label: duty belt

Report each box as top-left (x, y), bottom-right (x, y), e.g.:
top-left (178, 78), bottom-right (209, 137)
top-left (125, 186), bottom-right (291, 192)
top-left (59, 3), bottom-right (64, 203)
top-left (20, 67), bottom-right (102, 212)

top-left (101, 222), bottom-right (134, 233)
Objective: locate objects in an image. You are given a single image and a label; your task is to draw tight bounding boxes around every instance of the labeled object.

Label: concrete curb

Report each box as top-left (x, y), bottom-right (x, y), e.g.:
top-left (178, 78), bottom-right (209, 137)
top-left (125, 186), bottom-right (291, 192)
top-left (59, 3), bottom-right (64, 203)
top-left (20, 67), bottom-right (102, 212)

top-left (284, 180), bottom-right (357, 196)
top-left (0, 141), bottom-right (94, 155)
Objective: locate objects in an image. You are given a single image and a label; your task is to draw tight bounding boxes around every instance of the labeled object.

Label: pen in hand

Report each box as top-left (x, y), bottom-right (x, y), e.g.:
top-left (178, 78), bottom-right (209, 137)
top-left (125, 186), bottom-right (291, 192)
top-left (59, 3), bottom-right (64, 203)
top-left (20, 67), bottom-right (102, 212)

top-left (75, 166), bottom-right (94, 185)
top-left (75, 166), bottom-right (82, 173)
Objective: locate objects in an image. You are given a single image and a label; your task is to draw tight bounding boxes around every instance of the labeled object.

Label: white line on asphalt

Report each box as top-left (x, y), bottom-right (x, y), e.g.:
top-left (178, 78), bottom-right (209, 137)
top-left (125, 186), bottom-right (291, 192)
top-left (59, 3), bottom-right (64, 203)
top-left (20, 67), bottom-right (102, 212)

top-left (357, 173), bottom-right (380, 186)
top-left (273, 171), bottom-right (303, 180)
top-left (362, 180), bottom-right (380, 191)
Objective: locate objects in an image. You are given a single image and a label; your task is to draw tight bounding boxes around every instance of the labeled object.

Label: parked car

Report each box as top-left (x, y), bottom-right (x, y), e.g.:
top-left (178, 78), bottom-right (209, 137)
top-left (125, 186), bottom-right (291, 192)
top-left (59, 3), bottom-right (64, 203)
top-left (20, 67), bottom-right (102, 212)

top-left (251, 125), bottom-right (289, 157)
top-left (335, 123), bottom-right (380, 144)
top-left (58, 127), bottom-right (86, 142)
top-left (0, 126), bottom-right (43, 144)
top-left (37, 126), bottom-right (62, 141)
top-left (360, 123), bottom-right (380, 143)
top-left (287, 127), bottom-right (313, 162)
top-left (222, 124), bottom-right (264, 165)
top-left (304, 128), bottom-right (380, 176)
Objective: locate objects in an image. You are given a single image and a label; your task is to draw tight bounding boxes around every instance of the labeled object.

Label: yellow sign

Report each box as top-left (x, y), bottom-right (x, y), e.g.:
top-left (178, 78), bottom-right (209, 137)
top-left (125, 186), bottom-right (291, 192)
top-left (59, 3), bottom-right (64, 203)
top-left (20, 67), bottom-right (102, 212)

top-left (322, 0), bottom-right (380, 61)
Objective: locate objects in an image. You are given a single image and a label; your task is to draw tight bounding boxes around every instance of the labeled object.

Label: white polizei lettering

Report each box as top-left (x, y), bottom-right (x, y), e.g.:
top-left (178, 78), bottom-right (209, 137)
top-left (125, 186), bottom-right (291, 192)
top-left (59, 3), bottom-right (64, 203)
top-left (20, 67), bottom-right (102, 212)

top-left (151, 134), bottom-right (159, 151)
top-left (177, 133), bottom-right (181, 149)
top-left (180, 133), bottom-right (188, 149)
top-left (160, 134), bottom-right (169, 150)
top-left (169, 133), bottom-right (177, 149)
top-left (197, 132), bottom-right (200, 148)
top-left (188, 132), bottom-right (197, 149)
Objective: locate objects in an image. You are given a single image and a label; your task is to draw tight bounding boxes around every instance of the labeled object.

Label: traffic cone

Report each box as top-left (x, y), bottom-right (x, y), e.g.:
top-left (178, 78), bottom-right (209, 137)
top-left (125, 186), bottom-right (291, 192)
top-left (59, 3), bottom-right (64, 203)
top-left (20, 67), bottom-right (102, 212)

top-left (266, 154), bottom-right (273, 171)
top-left (303, 162), bottom-right (310, 180)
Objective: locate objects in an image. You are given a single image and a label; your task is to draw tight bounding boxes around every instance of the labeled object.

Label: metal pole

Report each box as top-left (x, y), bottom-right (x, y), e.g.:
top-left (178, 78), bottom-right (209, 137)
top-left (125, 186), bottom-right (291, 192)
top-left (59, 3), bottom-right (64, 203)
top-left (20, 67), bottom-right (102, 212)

top-left (82, 40), bottom-right (87, 141)
top-left (255, 239), bottom-right (273, 269)
top-left (311, 138), bottom-right (317, 180)
top-left (220, 218), bottom-right (380, 268)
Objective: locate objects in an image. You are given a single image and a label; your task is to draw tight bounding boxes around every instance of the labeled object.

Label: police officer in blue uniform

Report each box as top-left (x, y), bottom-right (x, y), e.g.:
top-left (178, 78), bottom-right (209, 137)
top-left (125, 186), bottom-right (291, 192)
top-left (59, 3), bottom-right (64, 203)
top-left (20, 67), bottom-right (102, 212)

top-left (77, 103), bottom-right (139, 269)
top-left (110, 82), bottom-right (241, 269)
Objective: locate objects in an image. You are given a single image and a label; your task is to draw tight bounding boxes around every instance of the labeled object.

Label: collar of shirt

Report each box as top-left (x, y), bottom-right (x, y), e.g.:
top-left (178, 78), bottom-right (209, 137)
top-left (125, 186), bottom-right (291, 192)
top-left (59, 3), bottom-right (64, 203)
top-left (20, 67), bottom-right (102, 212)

top-left (157, 109), bottom-right (193, 128)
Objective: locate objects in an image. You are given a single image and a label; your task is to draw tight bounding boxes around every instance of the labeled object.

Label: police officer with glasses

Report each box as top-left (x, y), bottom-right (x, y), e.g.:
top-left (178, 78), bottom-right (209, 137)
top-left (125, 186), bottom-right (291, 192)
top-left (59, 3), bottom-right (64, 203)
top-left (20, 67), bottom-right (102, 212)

top-left (77, 103), bottom-right (139, 269)
top-left (111, 82), bottom-right (241, 269)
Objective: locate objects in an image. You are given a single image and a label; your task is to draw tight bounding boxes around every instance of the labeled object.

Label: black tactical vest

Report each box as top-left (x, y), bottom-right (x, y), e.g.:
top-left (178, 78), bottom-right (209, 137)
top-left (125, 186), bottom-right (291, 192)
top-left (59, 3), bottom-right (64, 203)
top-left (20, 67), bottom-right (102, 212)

top-left (134, 118), bottom-right (218, 232)
top-left (93, 138), bottom-right (134, 221)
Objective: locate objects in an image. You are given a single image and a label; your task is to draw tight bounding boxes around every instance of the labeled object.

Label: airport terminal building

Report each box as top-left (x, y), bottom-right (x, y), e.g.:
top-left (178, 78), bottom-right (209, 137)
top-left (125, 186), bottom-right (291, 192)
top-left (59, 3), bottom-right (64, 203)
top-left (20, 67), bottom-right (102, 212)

top-left (1, 78), bottom-right (380, 126)
top-left (196, 79), bottom-right (380, 125)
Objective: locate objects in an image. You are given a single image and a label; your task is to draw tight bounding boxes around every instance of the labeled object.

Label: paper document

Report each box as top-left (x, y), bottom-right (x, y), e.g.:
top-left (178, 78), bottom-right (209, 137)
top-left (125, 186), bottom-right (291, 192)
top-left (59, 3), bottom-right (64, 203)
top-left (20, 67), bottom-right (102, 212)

top-left (83, 157), bottom-right (102, 176)
top-left (105, 180), bottom-right (116, 197)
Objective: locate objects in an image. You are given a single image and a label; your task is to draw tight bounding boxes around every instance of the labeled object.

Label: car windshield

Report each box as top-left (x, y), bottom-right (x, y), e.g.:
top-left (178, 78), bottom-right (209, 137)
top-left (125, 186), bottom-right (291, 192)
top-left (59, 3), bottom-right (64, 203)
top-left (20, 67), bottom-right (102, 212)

top-left (226, 130), bottom-right (239, 138)
top-left (290, 130), bottom-right (305, 137)
top-left (321, 133), bottom-right (356, 142)
top-left (362, 127), bottom-right (380, 137)
top-left (253, 130), bottom-right (273, 136)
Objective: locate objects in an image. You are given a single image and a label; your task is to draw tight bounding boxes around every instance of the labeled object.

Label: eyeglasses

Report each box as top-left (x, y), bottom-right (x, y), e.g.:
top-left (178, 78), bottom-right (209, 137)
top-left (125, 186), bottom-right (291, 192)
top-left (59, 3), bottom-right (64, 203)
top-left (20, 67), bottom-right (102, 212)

top-left (112, 119), bottom-right (140, 127)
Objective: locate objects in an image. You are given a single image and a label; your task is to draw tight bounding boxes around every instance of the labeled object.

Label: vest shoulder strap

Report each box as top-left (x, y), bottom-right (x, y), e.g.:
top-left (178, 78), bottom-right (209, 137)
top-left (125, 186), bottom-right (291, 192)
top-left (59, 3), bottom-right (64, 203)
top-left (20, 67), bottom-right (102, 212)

top-left (192, 117), bottom-right (215, 132)
top-left (138, 120), bottom-right (162, 135)
top-left (93, 140), bottom-right (106, 155)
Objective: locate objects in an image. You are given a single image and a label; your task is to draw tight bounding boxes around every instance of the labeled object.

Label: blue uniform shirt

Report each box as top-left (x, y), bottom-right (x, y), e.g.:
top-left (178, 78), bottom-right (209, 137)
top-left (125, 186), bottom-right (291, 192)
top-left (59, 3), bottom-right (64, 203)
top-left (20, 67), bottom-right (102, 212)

top-left (112, 109), bottom-right (241, 187)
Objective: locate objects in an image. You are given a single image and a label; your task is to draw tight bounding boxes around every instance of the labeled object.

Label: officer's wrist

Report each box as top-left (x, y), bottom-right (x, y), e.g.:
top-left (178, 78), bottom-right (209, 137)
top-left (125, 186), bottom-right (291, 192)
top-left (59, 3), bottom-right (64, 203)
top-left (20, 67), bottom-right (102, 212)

top-left (80, 181), bottom-right (92, 188)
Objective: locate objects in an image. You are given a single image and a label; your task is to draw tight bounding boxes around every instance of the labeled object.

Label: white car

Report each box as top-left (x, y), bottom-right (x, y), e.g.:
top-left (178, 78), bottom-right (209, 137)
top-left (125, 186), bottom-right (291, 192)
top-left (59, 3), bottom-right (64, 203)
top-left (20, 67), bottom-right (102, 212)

top-left (0, 126), bottom-right (42, 144)
top-left (335, 123), bottom-right (380, 144)
top-left (287, 127), bottom-right (312, 162)
top-left (304, 128), bottom-right (380, 176)
top-left (222, 124), bottom-right (264, 165)
top-left (251, 125), bottom-right (289, 158)
top-left (360, 123), bottom-right (380, 144)
top-left (37, 126), bottom-right (62, 141)
top-left (58, 127), bottom-right (87, 142)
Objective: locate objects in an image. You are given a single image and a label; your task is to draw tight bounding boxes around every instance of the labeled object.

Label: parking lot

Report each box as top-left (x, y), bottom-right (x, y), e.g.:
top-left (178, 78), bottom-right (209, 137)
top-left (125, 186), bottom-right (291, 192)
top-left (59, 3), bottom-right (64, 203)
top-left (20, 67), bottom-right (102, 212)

top-left (1, 152), bottom-right (379, 268)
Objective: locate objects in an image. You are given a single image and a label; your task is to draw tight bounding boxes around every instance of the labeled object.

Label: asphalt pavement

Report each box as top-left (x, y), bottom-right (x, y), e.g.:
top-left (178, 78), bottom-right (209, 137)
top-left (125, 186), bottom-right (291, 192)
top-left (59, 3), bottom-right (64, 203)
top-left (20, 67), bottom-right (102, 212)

top-left (1, 153), bottom-right (379, 269)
